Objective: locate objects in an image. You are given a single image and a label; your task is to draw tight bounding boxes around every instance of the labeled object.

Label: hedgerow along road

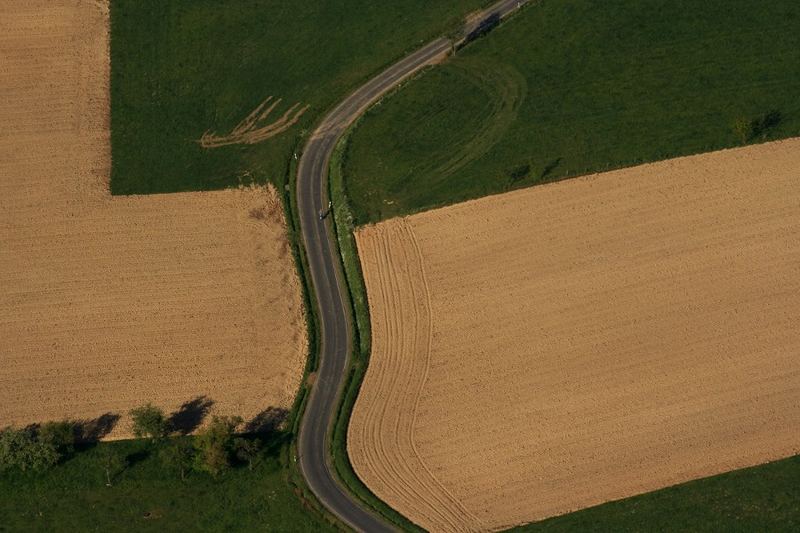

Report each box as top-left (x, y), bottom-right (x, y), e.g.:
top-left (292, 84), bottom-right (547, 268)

top-left (295, 1), bottom-right (529, 530)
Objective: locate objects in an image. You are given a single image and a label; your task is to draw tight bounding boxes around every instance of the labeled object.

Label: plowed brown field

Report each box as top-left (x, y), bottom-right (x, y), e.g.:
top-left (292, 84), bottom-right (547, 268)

top-left (350, 138), bottom-right (800, 531)
top-left (0, 1), bottom-right (306, 438)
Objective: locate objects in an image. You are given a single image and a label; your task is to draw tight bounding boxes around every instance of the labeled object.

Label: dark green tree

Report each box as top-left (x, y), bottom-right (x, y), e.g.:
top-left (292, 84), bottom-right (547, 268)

top-left (0, 427), bottom-right (59, 472)
top-left (38, 421), bottom-right (75, 458)
top-left (234, 437), bottom-right (262, 471)
top-left (193, 416), bottom-right (242, 477)
top-left (129, 404), bottom-right (168, 442)
top-left (159, 439), bottom-right (195, 481)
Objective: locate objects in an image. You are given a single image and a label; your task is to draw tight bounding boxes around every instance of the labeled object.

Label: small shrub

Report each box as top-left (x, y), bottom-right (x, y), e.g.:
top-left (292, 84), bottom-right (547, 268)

top-left (97, 445), bottom-right (127, 487)
top-left (38, 421), bottom-right (75, 458)
top-left (234, 437), bottom-right (262, 471)
top-left (733, 117), bottom-right (754, 143)
top-left (733, 110), bottom-right (783, 144)
top-left (129, 404), bottom-right (168, 442)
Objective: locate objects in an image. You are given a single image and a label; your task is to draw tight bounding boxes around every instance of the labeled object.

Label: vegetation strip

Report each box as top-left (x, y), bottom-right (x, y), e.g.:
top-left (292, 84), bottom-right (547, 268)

top-left (0, 406), bottom-right (337, 532)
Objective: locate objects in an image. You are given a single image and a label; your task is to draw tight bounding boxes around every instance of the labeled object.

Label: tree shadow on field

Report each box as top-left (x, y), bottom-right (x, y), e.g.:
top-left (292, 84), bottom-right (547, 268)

top-left (74, 413), bottom-right (121, 443)
top-left (168, 396), bottom-right (215, 435)
top-left (244, 407), bottom-right (288, 435)
top-left (244, 407), bottom-right (290, 457)
top-left (540, 157), bottom-right (563, 181)
top-left (506, 163), bottom-right (531, 188)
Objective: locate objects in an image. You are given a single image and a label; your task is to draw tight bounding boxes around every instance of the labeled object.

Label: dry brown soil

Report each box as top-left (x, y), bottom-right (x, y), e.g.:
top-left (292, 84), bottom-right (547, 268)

top-left (0, 1), bottom-right (306, 438)
top-left (350, 138), bottom-right (800, 531)
top-left (199, 96), bottom-right (310, 148)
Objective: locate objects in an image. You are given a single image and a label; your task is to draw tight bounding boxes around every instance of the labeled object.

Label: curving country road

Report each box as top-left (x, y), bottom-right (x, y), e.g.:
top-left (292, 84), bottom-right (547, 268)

top-left (295, 1), bottom-right (528, 531)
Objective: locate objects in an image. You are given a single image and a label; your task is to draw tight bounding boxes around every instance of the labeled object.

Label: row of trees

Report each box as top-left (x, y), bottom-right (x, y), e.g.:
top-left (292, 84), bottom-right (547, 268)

top-left (0, 404), bottom-right (264, 484)
top-left (130, 405), bottom-right (263, 479)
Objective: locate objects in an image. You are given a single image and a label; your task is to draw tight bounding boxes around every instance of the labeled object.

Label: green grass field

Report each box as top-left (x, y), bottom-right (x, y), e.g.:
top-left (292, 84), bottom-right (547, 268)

top-left (515, 454), bottom-right (800, 532)
top-left (343, 0), bottom-right (800, 223)
top-left (0, 436), bottom-right (337, 532)
top-left (110, 0), bottom-right (490, 195)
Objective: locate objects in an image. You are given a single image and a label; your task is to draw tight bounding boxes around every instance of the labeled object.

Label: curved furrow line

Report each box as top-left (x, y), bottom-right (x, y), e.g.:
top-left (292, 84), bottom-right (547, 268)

top-left (355, 227), bottom-right (461, 530)
top-left (390, 224), bottom-right (471, 531)
top-left (350, 231), bottom-right (437, 524)
top-left (351, 225), bottom-right (476, 531)
top-left (403, 221), bottom-right (484, 529)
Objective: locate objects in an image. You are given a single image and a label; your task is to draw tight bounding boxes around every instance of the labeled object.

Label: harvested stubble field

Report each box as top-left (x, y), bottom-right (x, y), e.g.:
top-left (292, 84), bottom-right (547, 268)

top-left (0, 1), bottom-right (306, 438)
top-left (349, 139), bottom-right (800, 531)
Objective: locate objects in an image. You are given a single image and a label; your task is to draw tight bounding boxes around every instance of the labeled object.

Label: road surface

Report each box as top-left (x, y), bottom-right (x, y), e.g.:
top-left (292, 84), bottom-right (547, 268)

top-left (295, 1), bottom-right (529, 531)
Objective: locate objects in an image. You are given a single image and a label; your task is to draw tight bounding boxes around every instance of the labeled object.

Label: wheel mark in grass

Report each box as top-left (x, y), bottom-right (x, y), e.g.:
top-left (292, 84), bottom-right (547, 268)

top-left (199, 96), bottom-right (309, 148)
top-left (427, 57), bottom-right (526, 182)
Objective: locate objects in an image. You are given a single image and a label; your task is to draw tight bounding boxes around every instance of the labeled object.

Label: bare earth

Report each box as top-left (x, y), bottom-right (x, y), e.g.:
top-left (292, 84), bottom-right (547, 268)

top-left (0, 1), bottom-right (306, 438)
top-left (199, 96), bottom-right (310, 148)
top-left (350, 138), bottom-right (800, 531)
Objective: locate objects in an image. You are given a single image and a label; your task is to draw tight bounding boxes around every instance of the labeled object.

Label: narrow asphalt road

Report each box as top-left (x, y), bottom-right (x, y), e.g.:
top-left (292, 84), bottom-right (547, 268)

top-left (296, 2), bottom-right (528, 531)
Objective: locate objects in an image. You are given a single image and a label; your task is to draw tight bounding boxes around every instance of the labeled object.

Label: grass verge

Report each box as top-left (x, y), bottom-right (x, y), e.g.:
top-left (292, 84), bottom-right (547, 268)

top-left (344, 0), bottom-right (800, 223)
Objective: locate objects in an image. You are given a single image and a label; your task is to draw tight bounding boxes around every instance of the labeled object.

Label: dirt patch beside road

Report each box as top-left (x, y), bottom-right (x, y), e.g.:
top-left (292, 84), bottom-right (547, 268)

top-left (0, 1), bottom-right (306, 438)
top-left (350, 138), bottom-right (800, 531)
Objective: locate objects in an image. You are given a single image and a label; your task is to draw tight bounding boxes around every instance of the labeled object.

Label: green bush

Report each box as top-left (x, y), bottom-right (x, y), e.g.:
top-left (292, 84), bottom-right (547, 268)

top-left (129, 403), bottom-right (168, 442)
top-left (733, 111), bottom-right (782, 144)
top-left (38, 421), bottom-right (76, 457)
top-left (234, 438), bottom-right (262, 471)
top-left (732, 117), bottom-right (755, 143)
top-left (0, 427), bottom-right (59, 472)
top-left (193, 416), bottom-right (242, 477)
top-left (97, 445), bottom-right (127, 487)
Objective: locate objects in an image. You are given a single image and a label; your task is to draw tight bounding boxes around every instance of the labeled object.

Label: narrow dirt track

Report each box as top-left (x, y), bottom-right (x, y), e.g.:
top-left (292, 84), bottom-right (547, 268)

top-left (351, 138), bottom-right (800, 531)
